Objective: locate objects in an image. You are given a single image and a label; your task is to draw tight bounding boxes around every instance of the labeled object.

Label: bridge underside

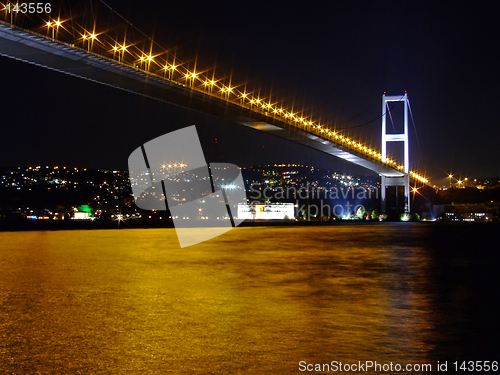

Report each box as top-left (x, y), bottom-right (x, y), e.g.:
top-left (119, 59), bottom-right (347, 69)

top-left (0, 22), bottom-right (403, 177)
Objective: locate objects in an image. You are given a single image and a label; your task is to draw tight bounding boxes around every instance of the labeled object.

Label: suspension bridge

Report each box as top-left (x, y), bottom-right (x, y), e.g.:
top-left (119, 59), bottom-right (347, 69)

top-left (0, 2), bottom-right (430, 212)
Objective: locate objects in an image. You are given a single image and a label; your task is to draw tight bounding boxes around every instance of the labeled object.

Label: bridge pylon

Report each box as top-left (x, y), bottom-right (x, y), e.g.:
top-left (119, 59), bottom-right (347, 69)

top-left (380, 93), bottom-right (410, 214)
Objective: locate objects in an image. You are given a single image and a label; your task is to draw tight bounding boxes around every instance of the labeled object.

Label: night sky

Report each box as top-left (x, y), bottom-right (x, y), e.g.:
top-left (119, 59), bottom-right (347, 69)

top-left (2, 1), bottom-right (499, 185)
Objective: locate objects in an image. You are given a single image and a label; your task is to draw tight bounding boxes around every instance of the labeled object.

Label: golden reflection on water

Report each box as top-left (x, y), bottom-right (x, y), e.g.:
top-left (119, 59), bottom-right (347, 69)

top-left (0, 226), bottom-right (443, 373)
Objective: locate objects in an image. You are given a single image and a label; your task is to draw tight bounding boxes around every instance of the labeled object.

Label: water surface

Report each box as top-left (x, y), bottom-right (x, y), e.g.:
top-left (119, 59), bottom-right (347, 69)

top-left (0, 224), bottom-right (498, 373)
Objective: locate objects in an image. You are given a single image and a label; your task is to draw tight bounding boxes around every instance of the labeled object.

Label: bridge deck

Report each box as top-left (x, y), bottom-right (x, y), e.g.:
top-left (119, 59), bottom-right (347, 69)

top-left (0, 22), bottom-right (404, 177)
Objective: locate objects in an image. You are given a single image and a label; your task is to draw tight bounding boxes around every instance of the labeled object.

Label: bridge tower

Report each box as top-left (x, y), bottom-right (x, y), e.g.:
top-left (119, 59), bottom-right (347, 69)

top-left (380, 92), bottom-right (410, 214)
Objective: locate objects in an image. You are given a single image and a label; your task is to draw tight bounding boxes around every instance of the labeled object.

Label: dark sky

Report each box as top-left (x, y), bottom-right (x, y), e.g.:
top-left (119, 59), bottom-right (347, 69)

top-left (2, 1), bottom-right (499, 185)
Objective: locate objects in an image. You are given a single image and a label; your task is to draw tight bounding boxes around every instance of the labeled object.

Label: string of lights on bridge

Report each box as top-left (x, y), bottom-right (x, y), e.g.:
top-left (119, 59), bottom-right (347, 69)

top-left (1, 3), bottom-right (429, 186)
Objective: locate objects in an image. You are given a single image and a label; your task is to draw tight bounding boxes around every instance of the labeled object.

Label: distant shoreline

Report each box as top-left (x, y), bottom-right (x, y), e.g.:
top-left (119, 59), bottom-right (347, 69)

top-left (0, 218), bottom-right (477, 232)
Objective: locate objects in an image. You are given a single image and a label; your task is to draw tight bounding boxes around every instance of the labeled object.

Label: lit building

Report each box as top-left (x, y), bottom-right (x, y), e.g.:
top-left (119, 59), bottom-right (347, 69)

top-left (237, 203), bottom-right (295, 220)
top-left (74, 211), bottom-right (92, 220)
top-left (441, 203), bottom-right (498, 222)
